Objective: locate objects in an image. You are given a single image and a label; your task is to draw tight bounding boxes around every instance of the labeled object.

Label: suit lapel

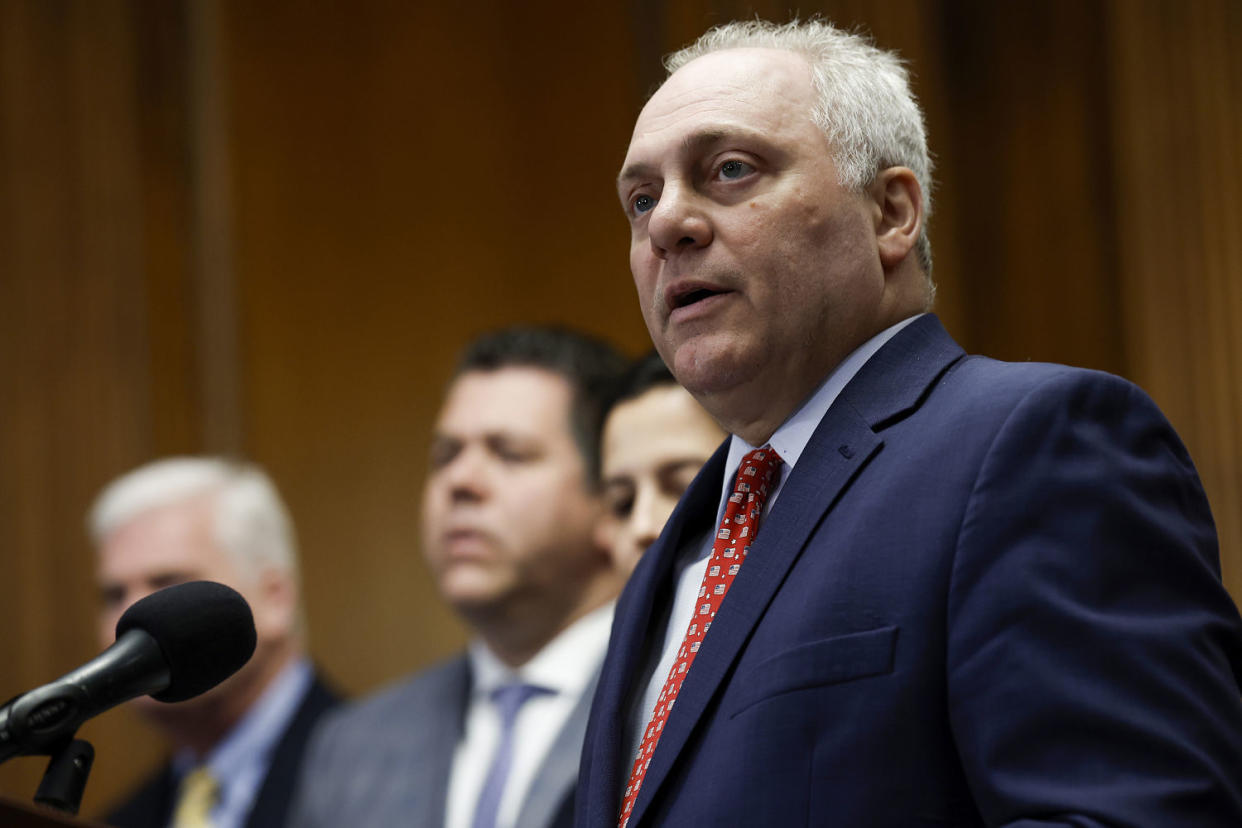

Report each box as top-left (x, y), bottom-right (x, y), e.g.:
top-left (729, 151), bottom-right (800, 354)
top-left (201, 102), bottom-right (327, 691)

top-left (416, 657), bottom-right (472, 827)
top-left (581, 442), bottom-right (729, 826)
top-left (516, 667), bottom-right (603, 828)
top-left (627, 315), bottom-right (965, 825)
top-left (627, 405), bottom-right (881, 824)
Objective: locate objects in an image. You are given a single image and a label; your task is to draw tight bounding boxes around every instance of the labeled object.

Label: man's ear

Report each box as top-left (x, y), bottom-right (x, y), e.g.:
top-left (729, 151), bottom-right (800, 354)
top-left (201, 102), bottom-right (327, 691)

top-left (251, 567), bottom-right (299, 637)
top-left (869, 167), bottom-right (923, 269)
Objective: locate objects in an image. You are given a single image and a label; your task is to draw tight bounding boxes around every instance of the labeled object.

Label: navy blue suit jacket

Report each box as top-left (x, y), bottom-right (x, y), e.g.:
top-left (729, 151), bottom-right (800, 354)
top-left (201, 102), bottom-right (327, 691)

top-left (577, 316), bottom-right (1242, 827)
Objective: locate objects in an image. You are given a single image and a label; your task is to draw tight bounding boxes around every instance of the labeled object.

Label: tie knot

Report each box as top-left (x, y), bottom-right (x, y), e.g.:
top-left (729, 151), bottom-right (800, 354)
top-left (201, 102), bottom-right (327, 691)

top-left (172, 766), bottom-right (219, 828)
top-left (490, 682), bottom-right (551, 724)
top-left (736, 447), bottom-right (782, 493)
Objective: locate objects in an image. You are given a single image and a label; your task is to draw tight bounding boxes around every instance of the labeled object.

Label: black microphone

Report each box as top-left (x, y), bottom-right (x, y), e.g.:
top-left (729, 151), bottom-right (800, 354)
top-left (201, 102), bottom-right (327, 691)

top-left (0, 580), bottom-right (256, 763)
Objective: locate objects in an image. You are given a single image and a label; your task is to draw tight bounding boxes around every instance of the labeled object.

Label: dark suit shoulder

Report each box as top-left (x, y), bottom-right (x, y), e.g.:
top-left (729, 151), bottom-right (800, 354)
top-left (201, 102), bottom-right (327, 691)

top-left (102, 764), bottom-right (177, 828)
top-left (942, 352), bottom-right (1130, 402)
top-left (242, 672), bottom-right (341, 828)
top-left (304, 655), bottom-right (469, 756)
top-left (289, 655), bottom-right (469, 827)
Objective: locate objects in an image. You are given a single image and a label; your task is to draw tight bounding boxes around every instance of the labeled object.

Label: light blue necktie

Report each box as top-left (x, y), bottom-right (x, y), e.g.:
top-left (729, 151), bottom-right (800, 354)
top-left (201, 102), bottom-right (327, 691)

top-left (471, 683), bottom-right (552, 828)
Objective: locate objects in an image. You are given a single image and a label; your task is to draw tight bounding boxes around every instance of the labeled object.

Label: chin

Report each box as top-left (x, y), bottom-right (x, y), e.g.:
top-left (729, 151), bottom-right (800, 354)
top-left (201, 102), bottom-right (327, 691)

top-left (669, 337), bottom-right (757, 398)
top-left (442, 578), bottom-right (504, 614)
top-left (615, 549), bottom-right (644, 578)
top-left (134, 684), bottom-right (219, 725)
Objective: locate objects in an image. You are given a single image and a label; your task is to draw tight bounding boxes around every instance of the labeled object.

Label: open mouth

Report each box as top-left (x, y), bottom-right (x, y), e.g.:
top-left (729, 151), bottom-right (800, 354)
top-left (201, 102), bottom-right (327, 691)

top-left (669, 284), bottom-right (726, 311)
top-left (675, 287), bottom-right (719, 308)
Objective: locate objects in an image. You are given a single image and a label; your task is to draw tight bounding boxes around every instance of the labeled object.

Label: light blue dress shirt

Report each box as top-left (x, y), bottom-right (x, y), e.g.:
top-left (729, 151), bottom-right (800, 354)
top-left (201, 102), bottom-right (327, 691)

top-left (170, 658), bottom-right (313, 828)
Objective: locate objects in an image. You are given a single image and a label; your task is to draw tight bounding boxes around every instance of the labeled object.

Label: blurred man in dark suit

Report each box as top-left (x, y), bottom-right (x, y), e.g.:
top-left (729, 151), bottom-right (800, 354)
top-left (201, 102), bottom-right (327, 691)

top-left (292, 326), bottom-right (626, 828)
top-left (91, 457), bottom-right (338, 828)
top-left (578, 18), bottom-right (1242, 827)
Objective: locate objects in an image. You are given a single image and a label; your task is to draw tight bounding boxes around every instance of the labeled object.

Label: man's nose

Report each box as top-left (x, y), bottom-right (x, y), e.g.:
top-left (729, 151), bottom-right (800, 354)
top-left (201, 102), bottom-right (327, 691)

top-left (647, 185), bottom-right (712, 259)
top-left (441, 447), bottom-right (491, 503)
top-left (631, 486), bottom-right (672, 551)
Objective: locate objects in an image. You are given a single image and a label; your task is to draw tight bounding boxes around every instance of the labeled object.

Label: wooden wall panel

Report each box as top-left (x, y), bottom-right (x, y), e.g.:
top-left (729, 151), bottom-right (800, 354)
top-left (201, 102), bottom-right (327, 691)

top-left (0, 0), bottom-right (169, 809)
top-left (220, 0), bottom-right (655, 699)
top-left (934, 1), bottom-right (1126, 373)
top-left (1108, 0), bottom-right (1242, 598)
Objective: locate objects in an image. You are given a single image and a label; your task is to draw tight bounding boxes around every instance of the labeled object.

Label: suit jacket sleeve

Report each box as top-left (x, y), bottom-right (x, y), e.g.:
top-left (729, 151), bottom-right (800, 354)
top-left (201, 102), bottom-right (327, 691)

top-left (947, 370), bottom-right (1242, 825)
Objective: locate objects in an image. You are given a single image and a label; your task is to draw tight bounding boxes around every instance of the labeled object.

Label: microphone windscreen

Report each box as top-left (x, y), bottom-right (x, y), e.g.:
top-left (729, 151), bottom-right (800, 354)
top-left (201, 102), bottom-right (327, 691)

top-left (115, 580), bottom-right (257, 702)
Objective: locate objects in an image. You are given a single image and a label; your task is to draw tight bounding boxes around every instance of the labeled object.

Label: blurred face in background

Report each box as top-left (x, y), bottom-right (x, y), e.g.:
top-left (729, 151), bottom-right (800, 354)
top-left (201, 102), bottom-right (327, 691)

top-left (598, 384), bottom-right (726, 575)
top-left (95, 496), bottom-right (297, 728)
top-left (421, 367), bottom-right (610, 630)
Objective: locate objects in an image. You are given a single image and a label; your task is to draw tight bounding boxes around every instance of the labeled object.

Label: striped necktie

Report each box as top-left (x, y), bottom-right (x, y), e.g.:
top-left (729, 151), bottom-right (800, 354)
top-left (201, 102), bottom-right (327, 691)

top-left (472, 682), bottom-right (553, 828)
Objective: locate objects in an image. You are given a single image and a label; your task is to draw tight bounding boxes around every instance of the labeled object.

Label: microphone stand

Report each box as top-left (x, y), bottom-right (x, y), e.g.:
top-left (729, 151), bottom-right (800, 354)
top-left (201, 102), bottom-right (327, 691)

top-left (1, 690), bottom-right (95, 816)
top-left (33, 737), bottom-right (95, 817)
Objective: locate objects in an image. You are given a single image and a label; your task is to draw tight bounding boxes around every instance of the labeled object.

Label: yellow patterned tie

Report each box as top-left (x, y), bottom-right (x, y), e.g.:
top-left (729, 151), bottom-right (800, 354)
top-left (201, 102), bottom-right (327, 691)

top-left (171, 766), bottom-right (219, 828)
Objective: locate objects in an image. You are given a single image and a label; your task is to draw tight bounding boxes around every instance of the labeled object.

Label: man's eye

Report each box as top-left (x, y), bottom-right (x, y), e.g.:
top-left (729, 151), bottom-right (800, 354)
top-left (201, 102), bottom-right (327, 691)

top-left (492, 439), bottom-right (538, 463)
top-left (632, 194), bottom-right (657, 215)
top-left (608, 495), bottom-right (634, 519)
top-left (498, 449), bottom-right (534, 463)
top-left (718, 160), bottom-right (753, 180)
top-left (602, 483), bottom-right (635, 519)
top-left (428, 440), bottom-right (460, 469)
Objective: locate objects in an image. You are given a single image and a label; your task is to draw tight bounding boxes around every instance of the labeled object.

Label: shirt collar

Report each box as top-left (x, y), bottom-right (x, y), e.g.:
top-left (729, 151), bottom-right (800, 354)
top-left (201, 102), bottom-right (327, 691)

top-left (467, 602), bottom-right (615, 698)
top-left (174, 657), bottom-right (314, 782)
top-left (723, 314), bottom-right (924, 480)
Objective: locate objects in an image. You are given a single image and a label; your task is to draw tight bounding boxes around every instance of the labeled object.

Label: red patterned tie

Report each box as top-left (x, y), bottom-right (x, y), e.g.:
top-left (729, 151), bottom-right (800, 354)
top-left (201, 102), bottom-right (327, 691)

top-left (618, 446), bottom-right (783, 827)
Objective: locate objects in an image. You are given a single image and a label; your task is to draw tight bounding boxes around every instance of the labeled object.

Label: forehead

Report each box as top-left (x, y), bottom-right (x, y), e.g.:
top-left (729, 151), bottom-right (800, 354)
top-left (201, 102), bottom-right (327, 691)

top-left (437, 366), bottom-right (574, 439)
top-left (603, 386), bottom-right (724, 469)
top-left (97, 497), bottom-right (231, 579)
top-left (623, 48), bottom-right (819, 170)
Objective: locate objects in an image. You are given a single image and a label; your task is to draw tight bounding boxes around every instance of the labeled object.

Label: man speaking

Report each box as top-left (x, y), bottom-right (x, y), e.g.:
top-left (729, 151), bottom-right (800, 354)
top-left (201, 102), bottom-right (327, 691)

top-left (578, 18), bottom-right (1242, 827)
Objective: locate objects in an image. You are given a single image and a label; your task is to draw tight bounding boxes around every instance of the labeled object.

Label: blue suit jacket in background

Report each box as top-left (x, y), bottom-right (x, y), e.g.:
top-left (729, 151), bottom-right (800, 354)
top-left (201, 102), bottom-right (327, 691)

top-left (577, 315), bottom-right (1242, 827)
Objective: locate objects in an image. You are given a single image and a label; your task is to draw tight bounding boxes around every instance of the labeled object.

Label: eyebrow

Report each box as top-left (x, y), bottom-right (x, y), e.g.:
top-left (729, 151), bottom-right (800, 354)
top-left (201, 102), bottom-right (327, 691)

top-left (616, 126), bottom-right (747, 187)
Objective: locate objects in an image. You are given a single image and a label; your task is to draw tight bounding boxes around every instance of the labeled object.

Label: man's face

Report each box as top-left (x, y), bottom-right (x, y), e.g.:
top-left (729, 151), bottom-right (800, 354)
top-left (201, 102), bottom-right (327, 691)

top-left (618, 48), bottom-right (887, 427)
top-left (95, 497), bottom-right (281, 717)
top-left (421, 367), bottom-right (606, 623)
top-left (97, 497), bottom-right (243, 647)
top-left (599, 385), bottom-right (725, 576)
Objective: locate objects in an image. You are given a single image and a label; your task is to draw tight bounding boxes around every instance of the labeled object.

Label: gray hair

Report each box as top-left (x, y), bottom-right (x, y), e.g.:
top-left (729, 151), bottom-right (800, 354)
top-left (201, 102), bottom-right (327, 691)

top-left (88, 457), bottom-right (299, 583)
top-left (664, 18), bottom-right (935, 280)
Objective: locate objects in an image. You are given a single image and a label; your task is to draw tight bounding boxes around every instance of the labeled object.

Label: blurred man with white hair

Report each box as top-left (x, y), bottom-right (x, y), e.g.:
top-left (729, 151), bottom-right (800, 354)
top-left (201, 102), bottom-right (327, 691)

top-left (90, 457), bottom-right (338, 828)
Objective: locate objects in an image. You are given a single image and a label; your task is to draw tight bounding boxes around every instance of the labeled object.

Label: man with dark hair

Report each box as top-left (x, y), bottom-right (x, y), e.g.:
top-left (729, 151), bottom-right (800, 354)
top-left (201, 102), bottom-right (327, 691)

top-left (577, 17), bottom-right (1242, 828)
top-left (454, 327), bottom-right (625, 486)
top-left (292, 326), bottom-right (626, 828)
top-left (597, 352), bottom-right (725, 576)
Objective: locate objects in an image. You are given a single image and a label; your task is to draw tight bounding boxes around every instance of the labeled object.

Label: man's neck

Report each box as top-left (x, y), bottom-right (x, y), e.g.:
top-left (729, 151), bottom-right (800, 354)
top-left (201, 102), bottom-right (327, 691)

top-left (703, 309), bottom-right (926, 445)
top-left (159, 642), bottom-right (301, 757)
top-left (474, 584), bottom-right (618, 669)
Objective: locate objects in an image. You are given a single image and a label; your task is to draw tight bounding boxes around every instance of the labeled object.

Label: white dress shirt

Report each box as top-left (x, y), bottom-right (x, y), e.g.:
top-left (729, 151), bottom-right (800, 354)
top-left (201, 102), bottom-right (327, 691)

top-left (446, 602), bottom-right (615, 828)
top-left (625, 315), bottom-right (923, 766)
